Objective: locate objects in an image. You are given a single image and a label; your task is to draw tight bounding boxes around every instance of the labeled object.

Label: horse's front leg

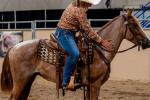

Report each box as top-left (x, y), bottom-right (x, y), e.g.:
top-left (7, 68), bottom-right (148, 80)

top-left (86, 78), bottom-right (101, 100)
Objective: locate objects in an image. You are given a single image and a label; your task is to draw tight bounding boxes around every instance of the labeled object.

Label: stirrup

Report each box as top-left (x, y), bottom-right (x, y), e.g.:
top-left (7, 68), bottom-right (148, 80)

top-left (62, 76), bottom-right (75, 96)
top-left (67, 76), bottom-right (75, 90)
top-left (67, 76), bottom-right (82, 91)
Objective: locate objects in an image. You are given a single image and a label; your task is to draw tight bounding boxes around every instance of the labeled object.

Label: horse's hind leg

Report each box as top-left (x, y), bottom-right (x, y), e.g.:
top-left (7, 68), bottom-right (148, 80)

top-left (9, 80), bottom-right (27, 100)
top-left (9, 74), bottom-right (36, 100)
top-left (9, 86), bottom-right (23, 100)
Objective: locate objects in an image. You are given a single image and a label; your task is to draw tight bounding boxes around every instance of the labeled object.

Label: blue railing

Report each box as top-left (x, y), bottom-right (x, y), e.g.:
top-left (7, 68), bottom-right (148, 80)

top-left (134, 1), bottom-right (150, 28)
top-left (141, 16), bottom-right (150, 27)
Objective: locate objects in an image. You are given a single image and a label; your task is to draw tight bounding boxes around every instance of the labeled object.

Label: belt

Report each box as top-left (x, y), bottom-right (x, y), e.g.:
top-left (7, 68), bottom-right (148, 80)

top-left (57, 27), bottom-right (78, 34)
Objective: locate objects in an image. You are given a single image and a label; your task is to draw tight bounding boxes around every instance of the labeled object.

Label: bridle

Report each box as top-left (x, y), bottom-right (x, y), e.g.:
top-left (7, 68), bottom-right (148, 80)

top-left (98, 14), bottom-right (142, 53)
top-left (122, 14), bottom-right (141, 41)
top-left (119, 14), bottom-right (144, 52)
top-left (91, 14), bottom-right (144, 64)
top-left (117, 15), bottom-right (138, 53)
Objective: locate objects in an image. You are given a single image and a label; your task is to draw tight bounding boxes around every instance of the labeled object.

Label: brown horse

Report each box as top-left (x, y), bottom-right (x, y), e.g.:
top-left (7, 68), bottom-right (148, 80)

top-left (1, 9), bottom-right (150, 100)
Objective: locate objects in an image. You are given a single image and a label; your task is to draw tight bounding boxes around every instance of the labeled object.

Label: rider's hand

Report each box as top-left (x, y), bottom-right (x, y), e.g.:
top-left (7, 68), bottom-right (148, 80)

top-left (100, 39), bottom-right (112, 49)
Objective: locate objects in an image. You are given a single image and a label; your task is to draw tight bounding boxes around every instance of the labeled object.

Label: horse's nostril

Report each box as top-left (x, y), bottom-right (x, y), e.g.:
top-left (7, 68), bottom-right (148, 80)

top-left (140, 39), bottom-right (150, 49)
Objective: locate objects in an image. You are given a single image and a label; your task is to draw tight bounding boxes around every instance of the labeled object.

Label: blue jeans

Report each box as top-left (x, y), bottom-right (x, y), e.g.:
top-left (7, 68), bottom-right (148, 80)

top-left (54, 28), bottom-right (79, 86)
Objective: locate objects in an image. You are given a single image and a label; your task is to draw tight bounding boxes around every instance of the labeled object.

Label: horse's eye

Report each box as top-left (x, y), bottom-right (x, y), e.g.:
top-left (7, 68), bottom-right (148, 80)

top-left (133, 24), bottom-right (138, 27)
top-left (130, 20), bottom-right (135, 23)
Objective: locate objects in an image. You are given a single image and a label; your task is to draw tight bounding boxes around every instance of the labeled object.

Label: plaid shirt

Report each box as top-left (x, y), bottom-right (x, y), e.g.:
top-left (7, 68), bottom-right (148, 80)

top-left (57, 3), bottom-right (101, 42)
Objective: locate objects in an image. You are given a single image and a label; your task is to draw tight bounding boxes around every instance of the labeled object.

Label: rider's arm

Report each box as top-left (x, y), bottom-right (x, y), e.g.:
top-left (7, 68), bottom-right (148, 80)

top-left (75, 8), bottom-right (102, 43)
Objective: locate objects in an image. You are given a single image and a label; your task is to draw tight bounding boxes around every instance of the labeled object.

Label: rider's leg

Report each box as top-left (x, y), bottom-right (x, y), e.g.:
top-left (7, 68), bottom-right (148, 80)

top-left (54, 28), bottom-right (79, 86)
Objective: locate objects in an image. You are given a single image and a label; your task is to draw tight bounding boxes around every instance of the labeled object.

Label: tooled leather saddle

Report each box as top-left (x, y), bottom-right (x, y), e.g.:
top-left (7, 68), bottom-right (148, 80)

top-left (37, 33), bottom-right (94, 97)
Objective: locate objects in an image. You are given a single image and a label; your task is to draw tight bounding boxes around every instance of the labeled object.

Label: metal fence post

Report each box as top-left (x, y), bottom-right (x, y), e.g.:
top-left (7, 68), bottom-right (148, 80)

top-left (8, 22), bottom-right (10, 29)
top-left (31, 21), bottom-right (36, 39)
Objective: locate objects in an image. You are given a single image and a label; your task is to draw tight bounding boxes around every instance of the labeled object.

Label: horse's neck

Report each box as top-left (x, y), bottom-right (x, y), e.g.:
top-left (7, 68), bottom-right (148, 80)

top-left (98, 16), bottom-right (125, 62)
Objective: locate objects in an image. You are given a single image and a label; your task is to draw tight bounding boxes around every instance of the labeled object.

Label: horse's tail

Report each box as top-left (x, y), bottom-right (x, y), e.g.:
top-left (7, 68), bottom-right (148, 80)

top-left (1, 49), bottom-right (13, 92)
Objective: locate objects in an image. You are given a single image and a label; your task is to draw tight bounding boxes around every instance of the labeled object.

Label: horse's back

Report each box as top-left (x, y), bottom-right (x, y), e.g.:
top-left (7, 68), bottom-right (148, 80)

top-left (8, 39), bottom-right (40, 67)
top-left (11, 39), bottom-right (39, 52)
top-left (12, 39), bottom-right (39, 51)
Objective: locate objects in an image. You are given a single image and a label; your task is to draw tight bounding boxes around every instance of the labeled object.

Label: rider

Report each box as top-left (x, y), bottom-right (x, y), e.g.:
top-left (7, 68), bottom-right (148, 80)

top-left (54, 0), bottom-right (112, 88)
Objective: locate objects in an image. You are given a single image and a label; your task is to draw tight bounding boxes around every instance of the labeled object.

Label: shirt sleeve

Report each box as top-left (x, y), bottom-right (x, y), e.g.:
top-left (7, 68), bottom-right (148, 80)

top-left (75, 8), bottom-right (102, 43)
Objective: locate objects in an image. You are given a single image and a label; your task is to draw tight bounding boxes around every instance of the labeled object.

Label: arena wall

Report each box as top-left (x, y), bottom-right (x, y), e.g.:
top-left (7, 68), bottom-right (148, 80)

top-left (0, 29), bottom-right (150, 81)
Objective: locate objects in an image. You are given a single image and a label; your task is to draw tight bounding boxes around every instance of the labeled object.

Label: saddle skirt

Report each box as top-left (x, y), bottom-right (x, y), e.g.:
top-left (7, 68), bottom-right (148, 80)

top-left (37, 38), bottom-right (94, 66)
top-left (37, 39), bottom-right (65, 66)
top-left (37, 37), bottom-right (94, 92)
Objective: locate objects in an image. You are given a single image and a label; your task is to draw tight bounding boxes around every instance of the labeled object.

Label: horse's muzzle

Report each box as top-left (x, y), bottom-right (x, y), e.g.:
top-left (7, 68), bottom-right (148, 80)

top-left (138, 38), bottom-right (150, 49)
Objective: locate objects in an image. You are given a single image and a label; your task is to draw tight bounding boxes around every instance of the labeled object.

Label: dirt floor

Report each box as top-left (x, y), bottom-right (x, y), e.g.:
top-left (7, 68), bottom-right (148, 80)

top-left (0, 77), bottom-right (150, 100)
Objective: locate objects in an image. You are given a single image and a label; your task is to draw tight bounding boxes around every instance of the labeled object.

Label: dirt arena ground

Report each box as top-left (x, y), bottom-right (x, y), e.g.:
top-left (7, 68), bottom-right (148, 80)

top-left (0, 77), bottom-right (150, 100)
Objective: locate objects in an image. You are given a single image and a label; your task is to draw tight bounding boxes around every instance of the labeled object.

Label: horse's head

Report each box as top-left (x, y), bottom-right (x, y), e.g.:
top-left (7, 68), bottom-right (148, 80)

top-left (123, 9), bottom-right (150, 49)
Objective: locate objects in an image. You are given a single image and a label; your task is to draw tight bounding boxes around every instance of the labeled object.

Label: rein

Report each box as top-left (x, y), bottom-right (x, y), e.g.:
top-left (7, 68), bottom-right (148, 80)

top-left (117, 44), bottom-right (137, 53)
top-left (80, 14), bottom-right (143, 72)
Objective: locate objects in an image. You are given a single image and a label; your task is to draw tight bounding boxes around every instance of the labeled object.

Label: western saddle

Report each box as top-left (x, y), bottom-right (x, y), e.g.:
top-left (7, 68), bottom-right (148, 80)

top-left (37, 32), bottom-right (94, 97)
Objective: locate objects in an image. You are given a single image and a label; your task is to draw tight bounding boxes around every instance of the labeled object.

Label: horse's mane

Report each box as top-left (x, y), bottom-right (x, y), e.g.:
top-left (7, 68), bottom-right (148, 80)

top-left (97, 15), bottom-right (121, 34)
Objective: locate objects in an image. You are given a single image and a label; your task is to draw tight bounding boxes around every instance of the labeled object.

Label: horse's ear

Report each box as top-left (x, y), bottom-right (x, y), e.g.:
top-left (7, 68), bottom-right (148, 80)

top-left (126, 8), bottom-right (133, 17)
